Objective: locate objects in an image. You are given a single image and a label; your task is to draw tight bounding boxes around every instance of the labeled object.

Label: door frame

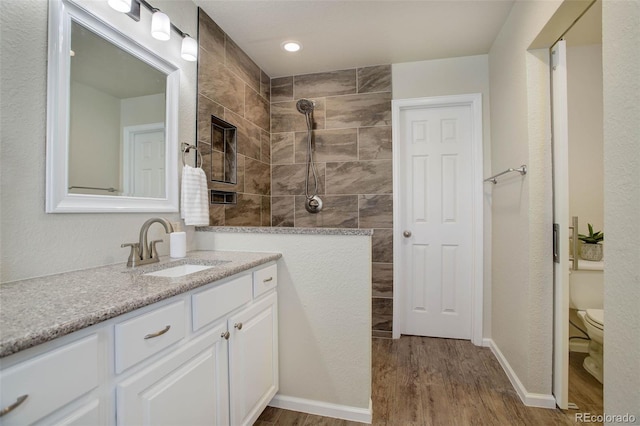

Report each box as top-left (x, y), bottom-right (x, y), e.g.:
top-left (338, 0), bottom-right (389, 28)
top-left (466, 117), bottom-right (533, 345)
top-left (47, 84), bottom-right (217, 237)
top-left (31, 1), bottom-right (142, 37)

top-left (391, 94), bottom-right (484, 345)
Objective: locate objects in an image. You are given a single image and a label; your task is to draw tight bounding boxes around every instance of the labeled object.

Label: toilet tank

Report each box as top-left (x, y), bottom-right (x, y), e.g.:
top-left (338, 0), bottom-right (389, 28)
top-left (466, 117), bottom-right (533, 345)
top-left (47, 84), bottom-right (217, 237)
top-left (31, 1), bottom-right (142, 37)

top-left (569, 261), bottom-right (604, 310)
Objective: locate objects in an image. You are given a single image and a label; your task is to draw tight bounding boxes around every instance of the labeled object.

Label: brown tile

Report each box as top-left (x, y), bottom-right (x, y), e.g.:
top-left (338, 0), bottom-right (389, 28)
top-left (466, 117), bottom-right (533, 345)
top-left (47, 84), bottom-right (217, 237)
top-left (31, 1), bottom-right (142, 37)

top-left (260, 70), bottom-right (271, 102)
top-left (294, 69), bottom-right (357, 98)
top-left (302, 414), bottom-right (361, 426)
top-left (271, 99), bottom-right (326, 133)
top-left (257, 406), bottom-right (281, 422)
top-left (208, 204), bottom-right (224, 226)
top-left (359, 194), bottom-right (393, 229)
top-left (359, 126), bottom-right (392, 160)
top-left (325, 92), bottom-right (391, 129)
top-left (325, 161), bottom-right (392, 194)
top-left (225, 193), bottom-right (261, 226)
top-left (294, 128), bottom-right (358, 163)
top-left (373, 297), bottom-right (393, 331)
top-left (197, 9), bottom-right (224, 61)
top-left (294, 195), bottom-right (358, 228)
top-left (197, 141), bottom-right (212, 177)
top-left (271, 133), bottom-right (294, 164)
top-left (271, 196), bottom-right (295, 227)
top-left (372, 262), bottom-right (393, 298)
top-left (199, 49), bottom-right (244, 116)
top-left (272, 163), bottom-right (325, 196)
top-left (211, 154), bottom-right (244, 193)
top-left (372, 228), bottom-right (393, 263)
top-left (197, 95), bottom-right (225, 145)
top-left (372, 330), bottom-right (392, 339)
top-left (276, 409), bottom-right (308, 426)
top-left (245, 86), bottom-right (270, 131)
top-left (358, 65), bottom-right (392, 93)
top-left (271, 76), bottom-right (293, 102)
top-left (261, 130), bottom-right (271, 164)
top-left (244, 157), bottom-right (270, 195)
top-left (261, 196), bottom-right (271, 226)
top-left (225, 36), bottom-right (261, 91)
top-left (225, 110), bottom-right (261, 161)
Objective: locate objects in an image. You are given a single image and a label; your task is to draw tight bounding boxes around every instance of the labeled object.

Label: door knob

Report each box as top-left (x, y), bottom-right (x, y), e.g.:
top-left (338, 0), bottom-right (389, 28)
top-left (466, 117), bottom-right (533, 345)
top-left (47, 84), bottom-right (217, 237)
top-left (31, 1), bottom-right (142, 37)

top-left (403, 230), bottom-right (412, 238)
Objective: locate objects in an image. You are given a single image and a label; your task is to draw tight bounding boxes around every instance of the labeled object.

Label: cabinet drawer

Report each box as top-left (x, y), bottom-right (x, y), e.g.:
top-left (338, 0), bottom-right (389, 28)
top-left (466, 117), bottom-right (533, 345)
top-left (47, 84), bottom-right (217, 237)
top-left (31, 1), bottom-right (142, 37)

top-left (192, 274), bottom-right (252, 331)
top-left (253, 264), bottom-right (277, 298)
top-left (0, 335), bottom-right (99, 426)
top-left (115, 300), bottom-right (186, 373)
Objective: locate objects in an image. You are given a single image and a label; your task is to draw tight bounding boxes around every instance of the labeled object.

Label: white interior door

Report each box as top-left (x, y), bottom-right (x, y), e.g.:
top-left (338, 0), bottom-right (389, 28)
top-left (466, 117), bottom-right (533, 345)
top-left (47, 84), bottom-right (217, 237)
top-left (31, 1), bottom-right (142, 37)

top-left (551, 39), bottom-right (570, 410)
top-left (398, 103), bottom-right (474, 339)
top-left (123, 123), bottom-right (165, 198)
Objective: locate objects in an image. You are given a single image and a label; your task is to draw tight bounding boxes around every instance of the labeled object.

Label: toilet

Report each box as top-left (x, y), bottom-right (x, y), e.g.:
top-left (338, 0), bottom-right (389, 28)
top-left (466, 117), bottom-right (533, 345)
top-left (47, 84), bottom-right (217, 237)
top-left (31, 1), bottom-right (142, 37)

top-left (569, 261), bottom-right (604, 383)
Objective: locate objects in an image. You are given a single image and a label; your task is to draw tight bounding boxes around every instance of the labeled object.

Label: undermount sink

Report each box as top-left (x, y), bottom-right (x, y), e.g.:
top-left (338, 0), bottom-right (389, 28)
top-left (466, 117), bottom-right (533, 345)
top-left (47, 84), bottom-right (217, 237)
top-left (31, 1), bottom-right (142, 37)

top-left (144, 264), bottom-right (216, 278)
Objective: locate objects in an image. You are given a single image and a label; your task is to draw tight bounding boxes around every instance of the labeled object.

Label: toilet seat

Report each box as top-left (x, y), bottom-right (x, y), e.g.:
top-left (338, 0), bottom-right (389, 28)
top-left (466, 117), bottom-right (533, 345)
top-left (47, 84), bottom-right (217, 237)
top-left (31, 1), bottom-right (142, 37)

top-left (585, 308), bottom-right (604, 330)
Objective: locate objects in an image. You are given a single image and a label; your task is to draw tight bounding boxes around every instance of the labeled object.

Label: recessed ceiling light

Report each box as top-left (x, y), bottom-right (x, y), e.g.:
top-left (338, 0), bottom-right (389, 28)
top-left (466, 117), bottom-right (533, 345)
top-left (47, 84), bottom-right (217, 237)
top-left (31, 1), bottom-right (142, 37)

top-left (282, 41), bottom-right (302, 53)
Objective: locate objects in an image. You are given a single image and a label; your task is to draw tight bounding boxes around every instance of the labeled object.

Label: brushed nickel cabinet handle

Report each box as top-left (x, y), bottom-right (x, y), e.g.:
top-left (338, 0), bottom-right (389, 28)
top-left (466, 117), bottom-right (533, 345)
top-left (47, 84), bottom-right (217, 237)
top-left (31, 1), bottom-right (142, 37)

top-left (221, 331), bottom-right (230, 340)
top-left (144, 325), bottom-right (171, 340)
top-left (234, 322), bottom-right (243, 330)
top-left (263, 277), bottom-right (273, 283)
top-left (0, 394), bottom-right (28, 417)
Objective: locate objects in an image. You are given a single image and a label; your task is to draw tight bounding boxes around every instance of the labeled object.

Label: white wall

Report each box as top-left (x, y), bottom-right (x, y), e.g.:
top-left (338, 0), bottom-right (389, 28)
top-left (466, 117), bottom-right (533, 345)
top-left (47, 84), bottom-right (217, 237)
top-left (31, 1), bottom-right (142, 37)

top-left (194, 231), bottom-right (372, 418)
top-left (0, 0), bottom-right (197, 282)
top-left (602, 1), bottom-right (640, 420)
top-left (392, 54), bottom-right (493, 337)
top-left (567, 44), bottom-right (604, 235)
top-left (488, 0), bottom-right (561, 396)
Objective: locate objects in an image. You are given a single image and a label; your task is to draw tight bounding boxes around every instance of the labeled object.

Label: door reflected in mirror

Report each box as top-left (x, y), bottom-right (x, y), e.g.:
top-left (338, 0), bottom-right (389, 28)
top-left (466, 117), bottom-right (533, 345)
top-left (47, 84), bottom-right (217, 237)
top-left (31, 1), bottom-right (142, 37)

top-left (69, 21), bottom-right (167, 198)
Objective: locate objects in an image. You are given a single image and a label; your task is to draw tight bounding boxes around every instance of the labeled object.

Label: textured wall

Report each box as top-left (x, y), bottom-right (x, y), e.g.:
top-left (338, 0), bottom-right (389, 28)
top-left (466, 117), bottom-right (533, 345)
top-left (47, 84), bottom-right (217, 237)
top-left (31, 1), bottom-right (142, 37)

top-left (194, 231), bottom-right (372, 411)
top-left (270, 67), bottom-right (393, 337)
top-left (197, 10), bottom-right (271, 227)
top-left (488, 1), bottom-right (561, 395)
top-left (0, 0), bottom-right (197, 282)
top-left (602, 0), bottom-right (640, 419)
top-left (392, 55), bottom-right (493, 338)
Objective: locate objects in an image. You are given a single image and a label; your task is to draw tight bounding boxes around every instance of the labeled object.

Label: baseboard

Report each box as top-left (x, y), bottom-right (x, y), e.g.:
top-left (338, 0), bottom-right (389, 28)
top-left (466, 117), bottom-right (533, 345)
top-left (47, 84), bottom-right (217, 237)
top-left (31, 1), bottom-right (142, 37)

top-left (482, 337), bottom-right (492, 347)
top-left (487, 339), bottom-right (557, 409)
top-left (269, 394), bottom-right (373, 424)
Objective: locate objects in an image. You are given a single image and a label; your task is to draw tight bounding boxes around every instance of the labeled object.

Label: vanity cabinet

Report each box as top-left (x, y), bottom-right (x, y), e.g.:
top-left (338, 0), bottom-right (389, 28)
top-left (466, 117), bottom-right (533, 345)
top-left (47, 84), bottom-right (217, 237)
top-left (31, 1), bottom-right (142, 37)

top-left (0, 261), bottom-right (278, 426)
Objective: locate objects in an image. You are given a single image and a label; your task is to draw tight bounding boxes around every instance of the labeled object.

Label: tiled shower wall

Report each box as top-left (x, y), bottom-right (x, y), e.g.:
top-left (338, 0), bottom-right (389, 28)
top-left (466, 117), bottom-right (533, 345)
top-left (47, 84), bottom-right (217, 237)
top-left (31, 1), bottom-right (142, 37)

top-left (269, 68), bottom-right (394, 338)
top-left (197, 9), bottom-right (271, 226)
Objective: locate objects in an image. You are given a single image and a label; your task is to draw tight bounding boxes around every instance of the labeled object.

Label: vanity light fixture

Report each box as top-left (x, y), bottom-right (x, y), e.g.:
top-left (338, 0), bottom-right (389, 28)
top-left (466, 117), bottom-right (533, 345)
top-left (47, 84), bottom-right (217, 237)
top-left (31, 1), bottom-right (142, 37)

top-left (151, 9), bottom-right (170, 41)
top-left (282, 41), bottom-right (302, 52)
top-left (108, 0), bottom-right (197, 61)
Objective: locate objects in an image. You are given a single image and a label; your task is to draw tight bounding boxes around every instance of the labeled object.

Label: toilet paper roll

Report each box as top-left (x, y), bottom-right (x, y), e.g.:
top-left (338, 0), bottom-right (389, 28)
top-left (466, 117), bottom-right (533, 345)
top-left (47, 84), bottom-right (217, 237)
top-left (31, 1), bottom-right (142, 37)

top-left (170, 232), bottom-right (186, 258)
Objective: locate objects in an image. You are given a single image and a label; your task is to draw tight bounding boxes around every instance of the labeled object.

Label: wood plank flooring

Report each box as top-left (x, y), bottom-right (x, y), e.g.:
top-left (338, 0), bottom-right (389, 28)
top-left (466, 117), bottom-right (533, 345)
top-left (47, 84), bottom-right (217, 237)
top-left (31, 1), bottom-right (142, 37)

top-left (256, 336), bottom-right (604, 425)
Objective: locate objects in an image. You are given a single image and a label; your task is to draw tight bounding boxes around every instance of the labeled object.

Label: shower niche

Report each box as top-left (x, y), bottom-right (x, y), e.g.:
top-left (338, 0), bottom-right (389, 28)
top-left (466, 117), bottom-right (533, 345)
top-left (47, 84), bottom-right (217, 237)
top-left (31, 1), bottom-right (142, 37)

top-left (208, 115), bottom-right (237, 184)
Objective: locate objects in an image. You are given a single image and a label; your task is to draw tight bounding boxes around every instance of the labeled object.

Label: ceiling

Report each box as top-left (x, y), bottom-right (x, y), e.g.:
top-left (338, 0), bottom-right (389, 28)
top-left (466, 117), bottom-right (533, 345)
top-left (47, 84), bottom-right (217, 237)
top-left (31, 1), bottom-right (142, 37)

top-left (194, 0), bottom-right (516, 78)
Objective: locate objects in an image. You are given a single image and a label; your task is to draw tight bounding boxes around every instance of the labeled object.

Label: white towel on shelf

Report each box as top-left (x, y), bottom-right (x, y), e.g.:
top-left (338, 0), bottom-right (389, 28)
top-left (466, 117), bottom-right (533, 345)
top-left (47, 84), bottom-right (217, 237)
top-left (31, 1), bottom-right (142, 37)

top-left (180, 165), bottom-right (209, 226)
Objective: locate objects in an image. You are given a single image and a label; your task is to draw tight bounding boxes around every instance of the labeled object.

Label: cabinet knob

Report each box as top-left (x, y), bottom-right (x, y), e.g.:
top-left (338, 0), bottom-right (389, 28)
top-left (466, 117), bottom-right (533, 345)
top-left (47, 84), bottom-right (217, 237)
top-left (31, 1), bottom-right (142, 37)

top-left (0, 394), bottom-right (28, 417)
top-left (234, 322), bottom-right (243, 330)
top-left (221, 331), bottom-right (230, 340)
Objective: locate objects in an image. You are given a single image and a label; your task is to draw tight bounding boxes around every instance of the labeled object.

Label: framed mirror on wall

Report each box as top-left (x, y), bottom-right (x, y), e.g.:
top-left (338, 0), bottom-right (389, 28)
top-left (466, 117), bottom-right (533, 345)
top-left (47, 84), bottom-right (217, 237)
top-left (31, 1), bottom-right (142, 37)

top-left (46, 0), bottom-right (180, 213)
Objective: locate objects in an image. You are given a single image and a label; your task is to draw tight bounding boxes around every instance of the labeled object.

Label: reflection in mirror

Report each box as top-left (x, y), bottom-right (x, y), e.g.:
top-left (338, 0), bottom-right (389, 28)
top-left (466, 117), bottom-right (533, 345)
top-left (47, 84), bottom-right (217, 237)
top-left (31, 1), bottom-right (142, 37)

top-left (69, 21), bottom-right (167, 198)
top-left (46, 0), bottom-right (180, 213)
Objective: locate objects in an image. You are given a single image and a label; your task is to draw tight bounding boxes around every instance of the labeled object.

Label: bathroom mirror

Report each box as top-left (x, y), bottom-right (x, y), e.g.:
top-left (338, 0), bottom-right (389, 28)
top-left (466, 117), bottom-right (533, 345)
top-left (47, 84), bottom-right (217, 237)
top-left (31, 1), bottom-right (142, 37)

top-left (46, 0), bottom-right (179, 213)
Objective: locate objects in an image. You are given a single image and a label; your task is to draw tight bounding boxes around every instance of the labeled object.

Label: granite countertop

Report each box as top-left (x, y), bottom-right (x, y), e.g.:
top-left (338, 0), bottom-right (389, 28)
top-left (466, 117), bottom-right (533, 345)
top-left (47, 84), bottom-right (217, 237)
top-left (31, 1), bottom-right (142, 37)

top-left (0, 250), bottom-right (281, 358)
top-left (196, 226), bottom-right (374, 236)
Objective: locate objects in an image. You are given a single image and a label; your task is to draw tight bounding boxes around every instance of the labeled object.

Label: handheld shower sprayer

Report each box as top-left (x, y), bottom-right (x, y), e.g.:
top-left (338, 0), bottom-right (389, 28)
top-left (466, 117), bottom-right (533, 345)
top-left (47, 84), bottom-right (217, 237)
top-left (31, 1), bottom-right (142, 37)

top-left (296, 99), bottom-right (323, 213)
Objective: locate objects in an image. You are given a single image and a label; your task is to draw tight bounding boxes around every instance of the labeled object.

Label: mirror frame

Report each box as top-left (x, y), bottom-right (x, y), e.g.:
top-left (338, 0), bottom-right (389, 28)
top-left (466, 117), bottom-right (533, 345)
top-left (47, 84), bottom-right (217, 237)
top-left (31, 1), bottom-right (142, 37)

top-left (46, 0), bottom-right (180, 213)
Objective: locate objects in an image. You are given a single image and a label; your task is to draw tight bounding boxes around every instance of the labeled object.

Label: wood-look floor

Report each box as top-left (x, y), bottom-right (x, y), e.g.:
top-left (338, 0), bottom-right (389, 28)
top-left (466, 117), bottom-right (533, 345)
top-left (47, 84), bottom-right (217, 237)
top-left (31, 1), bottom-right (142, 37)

top-left (256, 337), bottom-right (604, 426)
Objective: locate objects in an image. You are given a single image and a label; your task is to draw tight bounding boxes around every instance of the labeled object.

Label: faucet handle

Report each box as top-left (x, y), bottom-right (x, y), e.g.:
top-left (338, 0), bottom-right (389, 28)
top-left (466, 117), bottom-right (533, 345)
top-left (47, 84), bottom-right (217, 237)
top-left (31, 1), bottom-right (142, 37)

top-left (121, 243), bottom-right (140, 267)
top-left (150, 239), bottom-right (164, 259)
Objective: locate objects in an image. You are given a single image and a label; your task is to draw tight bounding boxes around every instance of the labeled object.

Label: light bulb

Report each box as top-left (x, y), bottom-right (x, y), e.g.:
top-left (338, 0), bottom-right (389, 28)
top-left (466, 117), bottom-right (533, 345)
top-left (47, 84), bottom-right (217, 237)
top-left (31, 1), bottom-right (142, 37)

top-left (181, 36), bottom-right (198, 62)
top-left (151, 10), bottom-right (171, 41)
top-left (282, 41), bottom-right (301, 52)
top-left (108, 0), bottom-right (132, 13)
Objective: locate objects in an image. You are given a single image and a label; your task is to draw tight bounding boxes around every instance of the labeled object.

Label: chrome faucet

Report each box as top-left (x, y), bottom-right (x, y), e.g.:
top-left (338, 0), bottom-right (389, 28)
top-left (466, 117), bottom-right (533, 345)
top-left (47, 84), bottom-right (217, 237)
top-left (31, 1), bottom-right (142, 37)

top-left (122, 218), bottom-right (174, 267)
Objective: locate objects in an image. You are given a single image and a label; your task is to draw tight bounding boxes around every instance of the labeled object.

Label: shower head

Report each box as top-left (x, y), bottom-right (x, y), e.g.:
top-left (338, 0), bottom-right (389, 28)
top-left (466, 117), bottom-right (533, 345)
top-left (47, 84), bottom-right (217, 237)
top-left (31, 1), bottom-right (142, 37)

top-left (296, 99), bottom-right (315, 114)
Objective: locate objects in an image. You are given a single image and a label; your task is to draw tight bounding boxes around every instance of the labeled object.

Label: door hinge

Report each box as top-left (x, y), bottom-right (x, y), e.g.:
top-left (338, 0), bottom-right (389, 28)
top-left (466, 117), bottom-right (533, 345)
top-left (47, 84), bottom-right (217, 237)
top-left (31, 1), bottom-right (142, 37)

top-left (553, 223), bottom-right (560, 263)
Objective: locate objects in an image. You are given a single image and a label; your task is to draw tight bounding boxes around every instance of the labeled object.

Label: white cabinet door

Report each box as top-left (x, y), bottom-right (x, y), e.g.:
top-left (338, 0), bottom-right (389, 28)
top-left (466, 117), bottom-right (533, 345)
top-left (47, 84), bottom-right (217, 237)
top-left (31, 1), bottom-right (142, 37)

top-left (228, 292), bottom-right (278, 426)
top-left (116, 324), bottom-right (229, 426)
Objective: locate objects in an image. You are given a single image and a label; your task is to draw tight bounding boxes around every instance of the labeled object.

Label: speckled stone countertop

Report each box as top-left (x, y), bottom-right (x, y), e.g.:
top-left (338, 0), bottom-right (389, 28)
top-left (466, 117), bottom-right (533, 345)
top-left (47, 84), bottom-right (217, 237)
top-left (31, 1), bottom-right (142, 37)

top-left (196, 226), bottom-right (374, 236)
top-left (0, 250), bottom-right (281, 358)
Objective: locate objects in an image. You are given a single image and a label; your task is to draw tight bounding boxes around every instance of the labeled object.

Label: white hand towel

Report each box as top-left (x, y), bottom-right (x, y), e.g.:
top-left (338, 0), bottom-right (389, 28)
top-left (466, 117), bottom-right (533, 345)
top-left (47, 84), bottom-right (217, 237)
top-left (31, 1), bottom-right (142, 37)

top-left (180, 165), bottom-right (209, 226)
